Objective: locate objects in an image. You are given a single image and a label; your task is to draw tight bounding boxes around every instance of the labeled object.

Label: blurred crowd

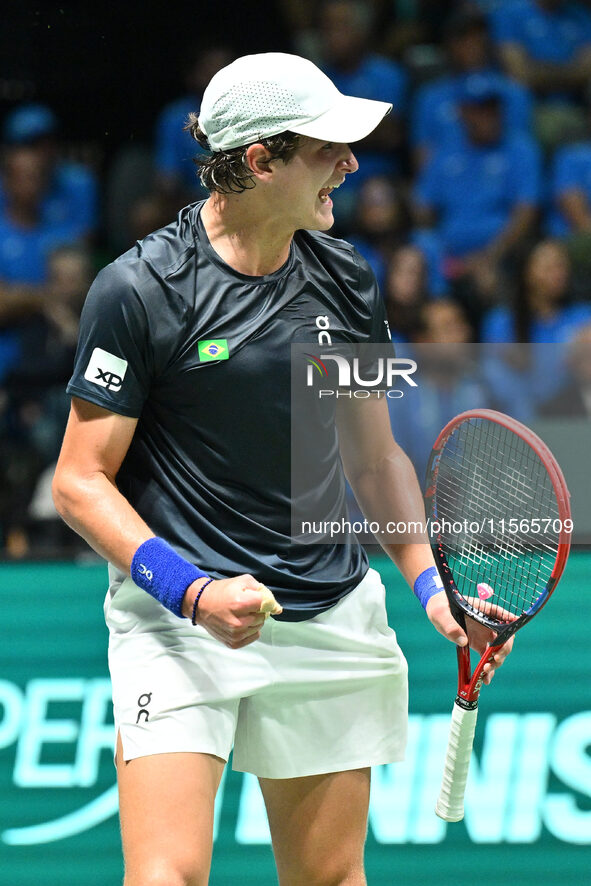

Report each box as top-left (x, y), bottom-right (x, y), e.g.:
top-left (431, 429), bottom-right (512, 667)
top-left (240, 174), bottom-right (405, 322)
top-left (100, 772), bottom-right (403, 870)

top-left (2, 0), bottom-right (591, 557)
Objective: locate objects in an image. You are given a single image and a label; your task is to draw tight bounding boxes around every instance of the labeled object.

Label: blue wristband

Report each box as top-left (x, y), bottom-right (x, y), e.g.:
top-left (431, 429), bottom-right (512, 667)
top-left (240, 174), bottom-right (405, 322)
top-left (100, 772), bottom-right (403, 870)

top-left (131, 537), bottom-right (209, 618)
top-left (413, 566), bottom-right (444, 610)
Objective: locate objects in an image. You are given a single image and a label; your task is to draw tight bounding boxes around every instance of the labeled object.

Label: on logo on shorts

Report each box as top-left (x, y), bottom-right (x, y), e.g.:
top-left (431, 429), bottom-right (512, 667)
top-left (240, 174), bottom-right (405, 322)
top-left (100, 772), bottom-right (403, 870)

top-left (84, 347), bottom-right (128, 392)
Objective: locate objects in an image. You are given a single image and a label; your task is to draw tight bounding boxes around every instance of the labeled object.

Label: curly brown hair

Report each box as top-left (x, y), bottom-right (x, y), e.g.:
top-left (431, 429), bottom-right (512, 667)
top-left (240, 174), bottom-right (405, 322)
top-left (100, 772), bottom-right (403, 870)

top-left (184, 113), bottom-right (302, 194)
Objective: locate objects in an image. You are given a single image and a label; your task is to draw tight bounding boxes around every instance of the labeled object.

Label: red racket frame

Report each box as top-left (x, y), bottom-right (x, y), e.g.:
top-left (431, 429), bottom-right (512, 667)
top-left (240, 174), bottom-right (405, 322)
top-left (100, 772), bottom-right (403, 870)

top-left (425, 408), bottom-right (572, 707)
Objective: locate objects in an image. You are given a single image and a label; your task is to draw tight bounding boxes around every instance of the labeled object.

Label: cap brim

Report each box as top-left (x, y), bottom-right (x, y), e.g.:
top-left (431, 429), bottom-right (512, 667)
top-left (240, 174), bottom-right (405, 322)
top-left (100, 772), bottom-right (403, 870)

top-left (288, 93), bottom-right (392, 144)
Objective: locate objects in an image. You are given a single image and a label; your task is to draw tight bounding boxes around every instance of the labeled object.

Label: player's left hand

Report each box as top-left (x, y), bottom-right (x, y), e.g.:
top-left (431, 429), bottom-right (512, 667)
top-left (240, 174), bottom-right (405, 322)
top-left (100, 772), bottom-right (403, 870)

top-left (425, 591), bottom-right (514, 685)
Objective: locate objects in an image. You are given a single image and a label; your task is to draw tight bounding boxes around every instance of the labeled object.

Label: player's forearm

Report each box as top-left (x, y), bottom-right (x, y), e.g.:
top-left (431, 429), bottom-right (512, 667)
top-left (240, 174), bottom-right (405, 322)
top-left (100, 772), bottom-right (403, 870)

top-left (345, 446), bottom-right (435, 586)
top-left (52, 467), bottom-right (153, 571)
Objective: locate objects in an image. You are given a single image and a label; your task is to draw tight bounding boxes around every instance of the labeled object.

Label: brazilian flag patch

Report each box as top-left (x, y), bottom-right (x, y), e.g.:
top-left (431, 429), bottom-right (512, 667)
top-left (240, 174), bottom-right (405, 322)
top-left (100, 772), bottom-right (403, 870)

top-left (198, 339), bottom-right (229, 362)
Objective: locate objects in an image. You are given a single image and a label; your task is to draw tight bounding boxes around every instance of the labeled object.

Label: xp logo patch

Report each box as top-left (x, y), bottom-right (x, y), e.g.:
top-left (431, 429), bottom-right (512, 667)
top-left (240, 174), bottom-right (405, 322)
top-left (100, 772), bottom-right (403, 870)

top-left (198, 339), bottom-right (229, 362)
top-left (84, 347), bottom-right (128, 392)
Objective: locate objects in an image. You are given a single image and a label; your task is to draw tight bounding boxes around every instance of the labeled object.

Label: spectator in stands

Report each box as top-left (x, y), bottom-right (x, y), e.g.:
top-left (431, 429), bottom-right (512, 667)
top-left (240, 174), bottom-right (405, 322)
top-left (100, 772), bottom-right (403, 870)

top-left (0, 424), bottom-right (43, 557)
top-left (127, 194), bottom-right (172, 245)
top-left (348, 175), bottom-right (410, 290)
top-left (0, 244), bottom-right (92, 558)
top-left (0, 103), bottom-right (98, 239)
top-left (411, 7), bottom-right (533, 168)
top-left (388, 299), bottom-right (493, 483)
top-left (413, 77), bottom-right (541, 323)
top-left (383, 245), bottom-right (431, 343)
top-left (481, 239), bottom-right (591, 417)
top-left (539, 322), bottom-right (591, 415)
top-left (317, 0), bottom-right (407, 224)
top-left (8, 243), bottom-right (92, 451)
top-left (548, 135), bottom-right (591, 237)
top-left (482, 238), bottom-right (591, 342)
top-left (29, 243), bottom-right (93, 368)
top-left (348, 175), bottom-right (447, 301)
top-left (0, 145), bottom-right (81, 380)
top-left (414, 298), bottom-right (475, 344)
top-left (154, 42), bottom-right (233, 207)
top-left (410, 226), bottom-right (449, 299)
top-left (489, 0), bottom-right (591, 148)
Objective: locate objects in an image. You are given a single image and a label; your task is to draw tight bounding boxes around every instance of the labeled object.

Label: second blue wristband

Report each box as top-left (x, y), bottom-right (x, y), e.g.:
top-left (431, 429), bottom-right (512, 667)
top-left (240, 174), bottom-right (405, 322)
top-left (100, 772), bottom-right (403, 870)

top-left (413, 566), bottom-right (444, 610)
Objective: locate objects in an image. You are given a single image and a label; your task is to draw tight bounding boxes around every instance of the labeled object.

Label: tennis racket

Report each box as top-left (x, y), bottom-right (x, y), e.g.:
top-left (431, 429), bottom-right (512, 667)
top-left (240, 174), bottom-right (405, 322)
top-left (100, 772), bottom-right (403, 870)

top-left (424, 408), bottom-right (571, 822)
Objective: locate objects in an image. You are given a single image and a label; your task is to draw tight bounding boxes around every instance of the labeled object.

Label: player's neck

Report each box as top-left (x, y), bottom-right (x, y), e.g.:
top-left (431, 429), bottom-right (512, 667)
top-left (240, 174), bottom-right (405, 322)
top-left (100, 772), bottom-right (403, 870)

top-left (201, 195), bottom-right (293, 277)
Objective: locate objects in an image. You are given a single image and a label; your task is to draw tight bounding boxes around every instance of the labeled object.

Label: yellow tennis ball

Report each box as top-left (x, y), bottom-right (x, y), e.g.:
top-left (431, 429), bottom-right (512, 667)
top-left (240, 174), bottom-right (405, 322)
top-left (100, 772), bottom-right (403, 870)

top-left (256, 583), bottom-right (283, 616)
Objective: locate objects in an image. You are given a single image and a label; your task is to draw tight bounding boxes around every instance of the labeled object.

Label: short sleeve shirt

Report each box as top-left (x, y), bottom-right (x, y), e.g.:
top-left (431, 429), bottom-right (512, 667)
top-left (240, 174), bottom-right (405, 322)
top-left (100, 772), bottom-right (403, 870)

top-left (414, 132), bottom-right (541, 257)
top-left (0, 161), bottom-right (98, 239)
top-left (0, 213), bottom-right (77, 284)
top-left (548, 141), bottom-right (591, 236)
top-left (411, 71), bottom-right (533, 158)
top-left (67, 202), bottom-right (391, 620)
top-left (490, 0), bottom-right (591, 61)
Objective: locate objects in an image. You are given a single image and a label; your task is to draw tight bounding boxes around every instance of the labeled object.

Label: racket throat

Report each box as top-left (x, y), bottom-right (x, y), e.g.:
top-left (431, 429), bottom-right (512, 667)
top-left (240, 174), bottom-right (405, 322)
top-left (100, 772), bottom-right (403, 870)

top-left (454, 694), bottom-right (479, 712)
top-left (456, 644), bottom-right (496, 704)
top-left (455, 644), bottom-right (483, 704)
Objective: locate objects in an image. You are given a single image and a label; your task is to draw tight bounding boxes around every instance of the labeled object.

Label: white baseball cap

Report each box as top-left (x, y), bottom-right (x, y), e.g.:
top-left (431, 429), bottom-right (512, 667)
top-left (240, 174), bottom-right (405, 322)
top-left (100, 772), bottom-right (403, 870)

top-left (198, 52), bottom-right (392, 152)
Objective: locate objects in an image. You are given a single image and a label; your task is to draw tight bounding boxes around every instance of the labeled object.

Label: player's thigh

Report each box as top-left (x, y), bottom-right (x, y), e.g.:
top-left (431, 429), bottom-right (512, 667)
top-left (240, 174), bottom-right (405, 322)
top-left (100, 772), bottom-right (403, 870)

top-left (116, 733), bottom-right (225, 886)
top-left (259, 767), bottom-right (370, 886)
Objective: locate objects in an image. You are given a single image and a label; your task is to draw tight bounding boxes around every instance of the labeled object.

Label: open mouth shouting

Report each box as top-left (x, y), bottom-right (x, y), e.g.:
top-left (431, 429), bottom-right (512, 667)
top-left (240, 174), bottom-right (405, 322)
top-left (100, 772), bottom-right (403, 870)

top-left (318, 181), bottom-right (343, 205)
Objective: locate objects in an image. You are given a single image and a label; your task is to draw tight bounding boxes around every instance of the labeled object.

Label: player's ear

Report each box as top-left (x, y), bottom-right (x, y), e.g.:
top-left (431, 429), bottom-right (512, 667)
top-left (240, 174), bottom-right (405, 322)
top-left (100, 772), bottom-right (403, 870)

top-left (244, 143), bottom-right (274, 181)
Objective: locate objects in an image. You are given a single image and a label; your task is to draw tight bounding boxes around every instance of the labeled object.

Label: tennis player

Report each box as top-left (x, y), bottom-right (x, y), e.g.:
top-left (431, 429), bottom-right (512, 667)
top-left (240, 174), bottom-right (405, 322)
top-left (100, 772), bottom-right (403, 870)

top-left (53, 53), bottom-right (512, 886)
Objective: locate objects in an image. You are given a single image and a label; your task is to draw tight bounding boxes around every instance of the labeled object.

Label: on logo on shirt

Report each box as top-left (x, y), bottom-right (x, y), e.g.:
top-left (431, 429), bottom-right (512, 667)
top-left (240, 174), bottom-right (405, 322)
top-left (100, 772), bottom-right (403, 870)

top-left (84, 347), bottom-right (128, 392)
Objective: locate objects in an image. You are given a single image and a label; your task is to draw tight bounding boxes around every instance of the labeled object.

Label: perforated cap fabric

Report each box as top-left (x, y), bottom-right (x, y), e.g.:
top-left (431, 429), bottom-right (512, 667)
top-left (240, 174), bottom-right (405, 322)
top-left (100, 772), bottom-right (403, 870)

top-left (198, 53), bottom-right (392, 152)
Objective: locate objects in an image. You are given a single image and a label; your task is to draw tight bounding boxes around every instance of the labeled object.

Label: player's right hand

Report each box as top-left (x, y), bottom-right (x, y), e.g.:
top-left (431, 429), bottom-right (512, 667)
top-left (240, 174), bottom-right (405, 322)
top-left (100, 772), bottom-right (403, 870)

top-left (182, 574), bottom-right (270, 649)
top-left (426, 592), bottom-right (515, 685)
top-left (425, 591), bottom-right (469, 648)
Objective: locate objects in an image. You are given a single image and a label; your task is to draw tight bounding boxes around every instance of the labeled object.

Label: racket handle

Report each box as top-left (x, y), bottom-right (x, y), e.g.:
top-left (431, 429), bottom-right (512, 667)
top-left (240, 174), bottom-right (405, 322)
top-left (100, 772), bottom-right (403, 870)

top-left (435, 699), bottom-right (479, 822)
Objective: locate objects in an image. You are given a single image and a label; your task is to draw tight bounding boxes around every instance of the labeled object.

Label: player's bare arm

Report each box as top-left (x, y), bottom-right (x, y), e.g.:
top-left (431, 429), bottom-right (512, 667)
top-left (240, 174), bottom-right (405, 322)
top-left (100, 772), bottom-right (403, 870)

top-left (336, 395), bottom-right (432, 575)
top-left (52, 397), bottom-right (149, 566)
top-left (336, 395), bottom-right (510, 681)
top-left (52, 397), bottom-right (268, 647)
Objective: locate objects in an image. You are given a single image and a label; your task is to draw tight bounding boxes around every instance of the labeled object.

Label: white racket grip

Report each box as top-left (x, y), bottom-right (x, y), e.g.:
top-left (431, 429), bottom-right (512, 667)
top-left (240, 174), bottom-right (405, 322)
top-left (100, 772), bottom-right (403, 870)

top-left (435, 700), bottom-right (479, 822)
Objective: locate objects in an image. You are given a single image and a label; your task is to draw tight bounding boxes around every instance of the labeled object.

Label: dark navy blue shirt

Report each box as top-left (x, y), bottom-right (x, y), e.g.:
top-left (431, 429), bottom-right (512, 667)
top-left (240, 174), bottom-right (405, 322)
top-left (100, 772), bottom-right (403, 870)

top-left (68, 202), bottom-right (390, 620)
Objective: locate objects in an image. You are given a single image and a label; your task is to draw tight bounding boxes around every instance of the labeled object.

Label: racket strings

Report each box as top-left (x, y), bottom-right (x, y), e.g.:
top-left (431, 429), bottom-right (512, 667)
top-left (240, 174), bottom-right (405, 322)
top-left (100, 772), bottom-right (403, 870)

top-left (433, 418), bottom-right (560, 621)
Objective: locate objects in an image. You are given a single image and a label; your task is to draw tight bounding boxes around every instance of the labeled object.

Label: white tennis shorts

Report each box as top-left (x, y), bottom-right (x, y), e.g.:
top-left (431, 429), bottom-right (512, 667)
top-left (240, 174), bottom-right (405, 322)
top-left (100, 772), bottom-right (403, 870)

top-left (105, 566), bottom-right (408, 779)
